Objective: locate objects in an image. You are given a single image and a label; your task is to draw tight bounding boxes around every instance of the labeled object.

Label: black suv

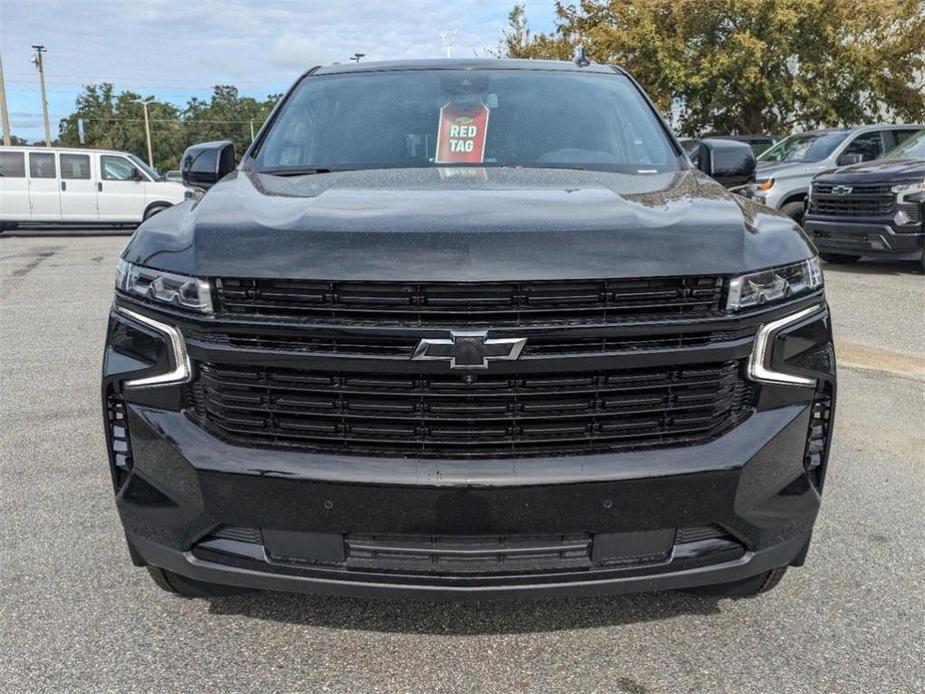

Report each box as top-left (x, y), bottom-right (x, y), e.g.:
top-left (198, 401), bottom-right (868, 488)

top-left (804, 129), bottom-right (925, 272)
top-left (102, 60), bottom-right (836, 600)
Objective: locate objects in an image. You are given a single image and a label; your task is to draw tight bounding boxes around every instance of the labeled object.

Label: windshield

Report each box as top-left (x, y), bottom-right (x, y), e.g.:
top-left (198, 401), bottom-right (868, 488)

top-left (884, 129), bottom-right (925, 161)
top-left (128, 154), bottom-right (161, 180)
top-left (757, 132), bottom-right (849, 163)
top-left (252, 70), bottom-right (681, 174)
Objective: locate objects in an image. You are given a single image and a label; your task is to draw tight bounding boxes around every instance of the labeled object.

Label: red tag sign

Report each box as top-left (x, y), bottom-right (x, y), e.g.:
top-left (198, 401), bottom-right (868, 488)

top-left (435, 102), bottom-right (490, 164)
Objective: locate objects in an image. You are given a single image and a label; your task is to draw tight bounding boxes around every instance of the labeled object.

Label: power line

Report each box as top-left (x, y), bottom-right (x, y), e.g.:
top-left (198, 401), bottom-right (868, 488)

top-left (3, 70), bottom-right (290, 89)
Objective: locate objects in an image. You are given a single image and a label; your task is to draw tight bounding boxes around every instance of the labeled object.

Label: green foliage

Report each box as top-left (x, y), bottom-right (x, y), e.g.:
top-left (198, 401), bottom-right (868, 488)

top-left (500, 0), bottom-right (925, 136)
top-left (57, 84), bottom-right (279, 172)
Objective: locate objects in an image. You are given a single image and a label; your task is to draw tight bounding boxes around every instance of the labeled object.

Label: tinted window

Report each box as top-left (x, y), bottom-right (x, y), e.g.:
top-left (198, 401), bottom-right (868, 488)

top-left (842, 132), bottom-right (884, 162)
top-left (0, 151), bottom-right (26, 177)
top-left (101, 155), bottom-right (137, 181)
top-left (60, 154), bottom-right (91, 179)
top-left (885, 129), bottom-right (925, 161)
top-left (255, 70), bottom-right (680, 174)
top-left (893, 129), bottom-right (921, 147)
top-left (758, 132), bottom-right (849, 163)
top-left (29, 152), bottom-right (57, 178)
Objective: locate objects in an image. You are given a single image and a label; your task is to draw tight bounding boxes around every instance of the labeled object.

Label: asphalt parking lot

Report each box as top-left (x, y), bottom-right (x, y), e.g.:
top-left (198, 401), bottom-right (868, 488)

top-left (1, 233), bottom-right (923, 694)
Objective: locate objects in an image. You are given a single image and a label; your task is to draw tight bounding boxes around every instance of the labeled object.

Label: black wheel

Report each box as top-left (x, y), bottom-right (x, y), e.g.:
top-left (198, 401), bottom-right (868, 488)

top-left (680, 567), bottom-right (788, 598)
top-left (146, 566), bottom-right (252, 598)
top-left (0, 222), bottom-right (17, 233)
top-left (143, 204), bottom-right (170, 221)
top-left (780, 201), bottom-right (805, 224)
top-left (819, 252), bottom-right (862, 264)
top-left (919, 248), bottom-right (925, 275)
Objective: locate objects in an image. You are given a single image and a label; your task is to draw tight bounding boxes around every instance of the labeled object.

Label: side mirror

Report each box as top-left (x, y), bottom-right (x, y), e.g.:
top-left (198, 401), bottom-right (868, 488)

top-left (697, 138), bottom-right (756, 189)
top-left (181, 140), bottom-right (235, 190)
top-left (837, 152), bottom-right (864, 167)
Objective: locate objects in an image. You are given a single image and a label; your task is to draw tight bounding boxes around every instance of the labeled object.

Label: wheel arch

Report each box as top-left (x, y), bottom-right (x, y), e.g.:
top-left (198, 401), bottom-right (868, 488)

top-left (143, 200), bottom-right (174, 220)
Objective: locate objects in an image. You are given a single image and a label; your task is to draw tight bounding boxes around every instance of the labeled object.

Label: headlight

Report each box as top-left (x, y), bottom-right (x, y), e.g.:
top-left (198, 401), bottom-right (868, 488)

top-left (754, 178), bottom-right (775, 192)
top-left (891, 179), bottom-right (925, 195)
top-left (727, 258), bottom-right (823, 311)
top-left (115, 260), bottom-right (213, 312)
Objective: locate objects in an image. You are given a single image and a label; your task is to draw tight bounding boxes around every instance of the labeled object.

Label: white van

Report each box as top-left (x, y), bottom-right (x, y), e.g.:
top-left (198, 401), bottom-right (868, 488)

top-left (0, 146), bottom-right (189, 231)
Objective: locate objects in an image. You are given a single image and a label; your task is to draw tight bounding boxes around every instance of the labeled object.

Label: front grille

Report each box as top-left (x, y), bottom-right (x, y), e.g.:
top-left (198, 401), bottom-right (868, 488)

top-left (345, 533), bottom-right (593, 573)
top-left (213, 276), bottom-right (725, 326)
top-left (811, 183), bottom-right (895, 217)
top-left (188, 328), bottom-right (746, 359)
top-left (185, 360), bottom-right (755, 458)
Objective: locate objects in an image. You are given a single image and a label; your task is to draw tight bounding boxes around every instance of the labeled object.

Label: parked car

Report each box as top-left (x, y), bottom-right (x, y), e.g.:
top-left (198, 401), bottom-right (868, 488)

top-left (103, 59), bottom-right (835, 601)
top-left (0, 146), bottom-right (188, 231)
top-left (804, 129), bottom-right (925, 272)
top-left (680, 134), bottom-right (780, 161)
top-left (749, 125), bottom-right (923, 223)
top-left (709, 134), bottom-right (780, 157)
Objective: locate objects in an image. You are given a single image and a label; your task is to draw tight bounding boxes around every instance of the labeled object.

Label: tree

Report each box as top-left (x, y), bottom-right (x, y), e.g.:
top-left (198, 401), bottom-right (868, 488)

top-left (500, 0), bottom-right (925, 135)
top-left (56, 84), bottom-right (279, 172)
top-left (184, 86), bottom-right (278, 160)
top-left (57, 84), bottom-right (186, 172)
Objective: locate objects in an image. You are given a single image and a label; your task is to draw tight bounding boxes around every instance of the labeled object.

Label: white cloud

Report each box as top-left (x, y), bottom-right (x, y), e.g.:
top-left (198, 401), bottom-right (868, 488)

top-left (0, 0), bottom-right (559, 140)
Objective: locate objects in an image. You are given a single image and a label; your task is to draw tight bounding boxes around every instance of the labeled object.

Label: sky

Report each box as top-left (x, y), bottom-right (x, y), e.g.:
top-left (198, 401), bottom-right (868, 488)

top-left (0, 0), bottom-right (559, 143)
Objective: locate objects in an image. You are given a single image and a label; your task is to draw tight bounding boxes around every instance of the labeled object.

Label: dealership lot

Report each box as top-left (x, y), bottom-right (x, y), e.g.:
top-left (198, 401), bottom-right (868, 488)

top-left (1, 234), bottom-right (922, 693)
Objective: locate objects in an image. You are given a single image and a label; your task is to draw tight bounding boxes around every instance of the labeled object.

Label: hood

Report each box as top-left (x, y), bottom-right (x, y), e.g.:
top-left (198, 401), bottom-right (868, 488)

top-left (124, 167), bottom-right (814, 281)
top-left (755, 160), bottom-right (830, 180)
top-left (814, 158), bottom-right (925, 185)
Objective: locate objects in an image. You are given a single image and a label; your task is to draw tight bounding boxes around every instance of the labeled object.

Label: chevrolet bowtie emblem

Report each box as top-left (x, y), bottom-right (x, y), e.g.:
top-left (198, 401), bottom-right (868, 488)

top-left (412, 331), bottom-right (527, 369)
top-left (831, 185), bottom-right (853, 196)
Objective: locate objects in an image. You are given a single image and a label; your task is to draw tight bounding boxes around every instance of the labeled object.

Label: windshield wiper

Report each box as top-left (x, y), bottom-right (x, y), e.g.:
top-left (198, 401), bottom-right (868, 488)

top-left (257, 166), bottom-right (340, 177)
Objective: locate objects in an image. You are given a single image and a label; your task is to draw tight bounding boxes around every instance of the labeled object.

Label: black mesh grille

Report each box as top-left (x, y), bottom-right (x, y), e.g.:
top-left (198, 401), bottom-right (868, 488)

top-left (675, 525), bottom-right (732, 544)
top-left (810, 183), bottom-right (895, 217)
top-left (899, 202), bottom-right (921, 225)
top-left (185, 360), bottom-right (755, 458)
top-left (213, 276), bottom-right (725, 326)
top-left (804, 391), bottom-right (833, 488)
top-left (345, 533), bottom-right (593, 573)
top-left (105, 391), bottom-right (133, 488)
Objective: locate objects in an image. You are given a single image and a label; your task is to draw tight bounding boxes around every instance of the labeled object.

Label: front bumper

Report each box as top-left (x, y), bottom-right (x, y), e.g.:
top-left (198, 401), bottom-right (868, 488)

top-left (117, 402), bottom-right (822, 599)
top-left (804, 216), bottom-right (925, 258)
top-left (103, 297), bottom-right (836, 599)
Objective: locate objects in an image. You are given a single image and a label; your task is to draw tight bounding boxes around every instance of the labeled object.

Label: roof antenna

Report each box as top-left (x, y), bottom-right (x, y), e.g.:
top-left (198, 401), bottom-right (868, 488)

top-left (572, 46), bottom-right (591, 68)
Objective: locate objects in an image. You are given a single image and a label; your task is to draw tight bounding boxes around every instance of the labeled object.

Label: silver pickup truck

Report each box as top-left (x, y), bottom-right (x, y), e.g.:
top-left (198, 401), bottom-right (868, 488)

top-left (750, 124), bottom-right (923, 222)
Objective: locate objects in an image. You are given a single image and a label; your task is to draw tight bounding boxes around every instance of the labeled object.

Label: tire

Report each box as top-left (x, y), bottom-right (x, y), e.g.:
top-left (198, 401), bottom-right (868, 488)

top-left (680, 567), bottom-right (788, 598)
top-left (919, 248), bottom-right (925, 275)
top-left (146, 566), bottom-right (252, 599)
top-left (143, 204), bottom-right (171, 221)
top-left (780, 201), bottom-right (805, 224)
top-left (819, 252), bottom-right (861, 264)
top-left (0, 222), bottom-right (17, 233)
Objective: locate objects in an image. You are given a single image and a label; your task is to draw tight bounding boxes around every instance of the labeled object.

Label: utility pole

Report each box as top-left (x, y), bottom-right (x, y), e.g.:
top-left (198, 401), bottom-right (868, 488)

top-left (249, 120), bottom-right (255, 142)
top-left (31, 45), bottom-right (51, 146)
top-left (133, 98), bottom-right (156, 168)
top-left (0, 48), bottom-right (11, 145)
